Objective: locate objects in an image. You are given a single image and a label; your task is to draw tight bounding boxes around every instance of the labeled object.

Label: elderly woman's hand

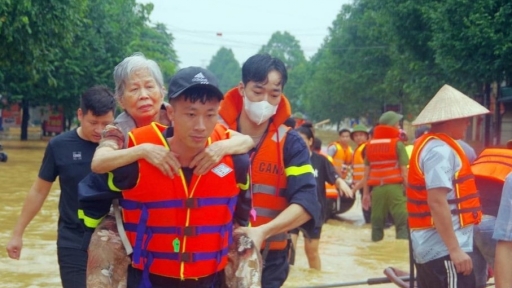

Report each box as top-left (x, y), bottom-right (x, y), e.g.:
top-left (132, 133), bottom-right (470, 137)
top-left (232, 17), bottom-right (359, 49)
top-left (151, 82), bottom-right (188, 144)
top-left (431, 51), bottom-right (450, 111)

top-left (189, 141), bottom-right (226, 175)
top-left (139, 143), bottom-right (181, 177)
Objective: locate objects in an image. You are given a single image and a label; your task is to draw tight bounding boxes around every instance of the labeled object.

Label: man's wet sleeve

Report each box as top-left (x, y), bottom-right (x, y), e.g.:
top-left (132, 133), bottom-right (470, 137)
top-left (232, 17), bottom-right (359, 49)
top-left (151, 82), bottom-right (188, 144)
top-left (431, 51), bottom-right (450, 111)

top-left (77, 162), bottom-right (138, 229)
top-left (283, 130), bottom-right (321, 230)
top-left (233, 153), bottom-right (251, 226)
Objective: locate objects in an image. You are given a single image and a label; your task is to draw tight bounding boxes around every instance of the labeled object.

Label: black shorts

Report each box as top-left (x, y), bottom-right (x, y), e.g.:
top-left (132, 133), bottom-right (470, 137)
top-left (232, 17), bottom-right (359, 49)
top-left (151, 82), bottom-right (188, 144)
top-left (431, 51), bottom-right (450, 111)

top-left (127, 265), bottom-right (224, 288)
top-left (57, 247), bottom-right (87, 288)
top-left (415, 255), bottom-right (476, 288)
top-left (289, 225), bottom-right (322, 239)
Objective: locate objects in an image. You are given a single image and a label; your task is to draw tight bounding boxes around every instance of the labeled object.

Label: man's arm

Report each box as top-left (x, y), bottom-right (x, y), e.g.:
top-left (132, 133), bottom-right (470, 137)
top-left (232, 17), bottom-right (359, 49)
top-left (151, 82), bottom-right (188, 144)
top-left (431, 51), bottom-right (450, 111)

top-left (240, 204), bottom-right (310, 249)
top-left (78, 163), bottom-right (138, 229)
top-left (495, 241), bottom-right (512, 288)
top-left (396, 141), bottom-right (409, 187)
top-left (428, 187), bottom-right (473, 275)
top-left (6, 178), bottom-right (53, 259)
top-left (91, 125), bottom-right (180, 176)
top-left (361, 165), bottom-right (372, 210)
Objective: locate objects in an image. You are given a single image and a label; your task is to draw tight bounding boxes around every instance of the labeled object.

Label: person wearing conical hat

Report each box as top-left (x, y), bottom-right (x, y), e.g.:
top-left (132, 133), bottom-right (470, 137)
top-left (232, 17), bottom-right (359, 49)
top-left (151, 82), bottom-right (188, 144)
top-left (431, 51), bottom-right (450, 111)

top-left (407, 84), bottom-right (489, 288)
top-left (362, 111), bottom-right (409, 241)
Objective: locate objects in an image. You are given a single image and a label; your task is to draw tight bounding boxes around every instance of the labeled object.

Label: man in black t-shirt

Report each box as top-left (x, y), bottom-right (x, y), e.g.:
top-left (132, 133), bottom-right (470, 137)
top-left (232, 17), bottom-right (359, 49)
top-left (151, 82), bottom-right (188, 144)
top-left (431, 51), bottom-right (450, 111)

top-left (6, 86), bottom-right (116, 288)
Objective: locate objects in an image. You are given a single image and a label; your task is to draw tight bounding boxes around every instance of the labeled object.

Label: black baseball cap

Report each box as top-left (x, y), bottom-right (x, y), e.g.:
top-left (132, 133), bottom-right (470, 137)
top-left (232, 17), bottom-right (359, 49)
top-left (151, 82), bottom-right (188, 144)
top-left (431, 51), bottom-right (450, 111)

top-left (167, 67), bottom-right (224, 100)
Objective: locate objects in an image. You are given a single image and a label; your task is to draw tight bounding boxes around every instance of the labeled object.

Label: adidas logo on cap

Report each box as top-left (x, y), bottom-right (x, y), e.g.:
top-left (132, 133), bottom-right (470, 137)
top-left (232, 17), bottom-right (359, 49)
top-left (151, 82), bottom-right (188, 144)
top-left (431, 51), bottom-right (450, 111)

top-left (192, 72), bottom-right (209, 84)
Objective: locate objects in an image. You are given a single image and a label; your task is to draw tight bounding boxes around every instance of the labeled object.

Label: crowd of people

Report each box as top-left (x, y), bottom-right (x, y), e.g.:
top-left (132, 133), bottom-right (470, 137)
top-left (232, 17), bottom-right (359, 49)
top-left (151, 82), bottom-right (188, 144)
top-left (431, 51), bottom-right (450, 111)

top-left (4, 51), bottom-right (512, 288)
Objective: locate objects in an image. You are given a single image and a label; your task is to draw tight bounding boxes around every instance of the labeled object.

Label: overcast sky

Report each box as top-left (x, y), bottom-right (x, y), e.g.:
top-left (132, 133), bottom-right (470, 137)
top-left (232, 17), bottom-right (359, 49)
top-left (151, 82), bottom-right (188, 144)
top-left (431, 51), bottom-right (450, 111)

top-left (139, 0), bottom-right (353, 68)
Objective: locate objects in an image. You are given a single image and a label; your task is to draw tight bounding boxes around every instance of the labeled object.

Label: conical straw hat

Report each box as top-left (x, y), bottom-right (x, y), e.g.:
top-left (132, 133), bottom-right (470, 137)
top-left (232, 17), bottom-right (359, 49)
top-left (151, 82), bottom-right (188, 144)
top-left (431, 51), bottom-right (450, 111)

top-left (412, 84), bottom-right (490, 125)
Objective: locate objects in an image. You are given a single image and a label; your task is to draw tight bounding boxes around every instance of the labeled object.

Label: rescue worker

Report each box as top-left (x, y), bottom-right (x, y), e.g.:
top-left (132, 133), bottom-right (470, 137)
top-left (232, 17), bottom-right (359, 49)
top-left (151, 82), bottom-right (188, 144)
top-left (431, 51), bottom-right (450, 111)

top-left (407, 84), bottom-right (489, 288)
top-left (292, 112), bottom-right (306, 128)
top-left (6, 86), bottom-right (116, 288)
top-left (362, 111), bottom-right (409, 241)
top-left (471, 148), bottom-right (512, 288)
top-left (327, 128), bottom-right (353, 181)
top-left (79, 67), bottom-right (253, 288)
top-left (218, 53), bottom-right (320, 287)
top-left (349, 124), bottom-right (370, 223)
top-left (289, 125), bottom-right (353, 270)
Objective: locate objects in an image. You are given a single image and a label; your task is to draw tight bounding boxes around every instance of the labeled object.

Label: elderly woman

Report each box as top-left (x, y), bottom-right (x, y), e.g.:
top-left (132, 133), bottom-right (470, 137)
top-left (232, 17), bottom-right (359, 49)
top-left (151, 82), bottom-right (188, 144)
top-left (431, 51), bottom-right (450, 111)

top-left (91, 53), bottom-right (253, 175)
top-left (83, 53), bottom-right (254, 287)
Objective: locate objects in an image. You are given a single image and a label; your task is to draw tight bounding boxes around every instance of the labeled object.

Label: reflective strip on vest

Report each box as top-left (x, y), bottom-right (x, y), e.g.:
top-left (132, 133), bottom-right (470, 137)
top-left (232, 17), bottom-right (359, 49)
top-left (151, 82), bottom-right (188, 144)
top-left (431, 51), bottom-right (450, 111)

top-left (370, 139), bottom-right (392, 144)
top-left (255, 207), bottom-right (281, 218)
top-left (271, 125), bottom-right (288, 142)
top-left (267, 233), bottom-right (288, 243)
top-left (252, 184), bottom-right (285, 196)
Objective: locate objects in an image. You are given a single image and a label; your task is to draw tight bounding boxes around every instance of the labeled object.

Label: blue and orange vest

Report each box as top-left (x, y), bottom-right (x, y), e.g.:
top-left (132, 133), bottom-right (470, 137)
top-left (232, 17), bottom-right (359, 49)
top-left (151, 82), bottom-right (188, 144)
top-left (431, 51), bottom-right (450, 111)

top-left (407, 133), bottom-right (481, 229)
top-left (121, 122), bottom-right (240, 280)
top-left (366, 125), bottom-right (403, 186)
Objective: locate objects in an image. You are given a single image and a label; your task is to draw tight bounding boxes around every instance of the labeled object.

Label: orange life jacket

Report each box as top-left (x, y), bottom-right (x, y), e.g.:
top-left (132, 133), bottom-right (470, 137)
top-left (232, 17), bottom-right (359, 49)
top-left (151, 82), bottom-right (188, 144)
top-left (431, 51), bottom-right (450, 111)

top-left (407, 133), bottom-right (482, 230)
top-left (352, 143), bottom-right (366, 183)
top-left (472, 148), bottom-right (512, 182)
top-left (472, 148), bottom-right (512, 216)
top-left (121, 122), bottom-right (240, 279)
top-left (219, 88), bottom-right (292, 251)
top-left (320, 152), bottom-right (338, 199)
top-left (366, 125), bottom-right (403, 186)
top-left (329, 142), bottom-right (353, 179)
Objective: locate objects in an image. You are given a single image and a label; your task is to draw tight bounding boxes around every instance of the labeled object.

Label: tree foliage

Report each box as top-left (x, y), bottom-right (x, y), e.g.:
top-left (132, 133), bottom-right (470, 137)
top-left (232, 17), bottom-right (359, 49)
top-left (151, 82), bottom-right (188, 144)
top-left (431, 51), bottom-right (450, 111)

top-left (0, 0), bottom-right (178, 139)
top-left (300, 0), bottom-right (512, 126)
top-left (259, 31), bottom-right (308, 112)
top-left (207, 47), bottom-right (241, 93)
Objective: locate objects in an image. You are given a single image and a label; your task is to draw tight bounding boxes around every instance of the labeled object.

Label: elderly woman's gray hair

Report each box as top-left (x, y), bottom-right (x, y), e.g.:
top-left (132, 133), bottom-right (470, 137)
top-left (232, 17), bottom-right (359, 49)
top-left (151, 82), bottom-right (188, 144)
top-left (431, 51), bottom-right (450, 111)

top-left (113, 52), bottom-right (164, 99)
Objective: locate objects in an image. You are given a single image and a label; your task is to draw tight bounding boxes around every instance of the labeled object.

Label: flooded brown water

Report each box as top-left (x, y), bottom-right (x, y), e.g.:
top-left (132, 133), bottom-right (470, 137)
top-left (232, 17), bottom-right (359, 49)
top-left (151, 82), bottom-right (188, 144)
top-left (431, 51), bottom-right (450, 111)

top-left (0, 140), bottom-right (409, 288)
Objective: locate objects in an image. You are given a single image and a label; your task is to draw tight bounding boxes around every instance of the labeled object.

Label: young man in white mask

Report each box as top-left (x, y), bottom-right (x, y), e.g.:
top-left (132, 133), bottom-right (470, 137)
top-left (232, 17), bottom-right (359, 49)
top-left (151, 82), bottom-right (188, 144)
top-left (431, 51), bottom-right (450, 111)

top-left (219, 53), bottom-right (321, 288)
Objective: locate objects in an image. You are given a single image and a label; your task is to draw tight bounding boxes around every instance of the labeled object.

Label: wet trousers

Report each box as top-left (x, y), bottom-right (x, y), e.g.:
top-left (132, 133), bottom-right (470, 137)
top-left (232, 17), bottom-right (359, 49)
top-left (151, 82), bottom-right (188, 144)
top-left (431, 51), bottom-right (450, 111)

top-left (57, 247), bottom-right (87, 288)
top-left (370, 184), bottom-right (408, 241)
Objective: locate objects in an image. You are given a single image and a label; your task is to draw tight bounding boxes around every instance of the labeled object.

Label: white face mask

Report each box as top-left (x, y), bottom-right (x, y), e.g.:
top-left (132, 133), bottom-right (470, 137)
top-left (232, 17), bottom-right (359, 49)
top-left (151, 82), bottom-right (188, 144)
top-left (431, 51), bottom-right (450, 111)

top-left (243, 93), bottom-right (278, 125)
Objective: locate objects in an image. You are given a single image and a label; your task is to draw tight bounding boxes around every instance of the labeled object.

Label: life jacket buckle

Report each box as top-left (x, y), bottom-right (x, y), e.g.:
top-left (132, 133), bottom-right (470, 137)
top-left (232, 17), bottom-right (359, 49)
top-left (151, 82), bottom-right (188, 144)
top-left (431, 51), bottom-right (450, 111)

top-left (185, 198), bottom-right (198, 208)
top-left (183, 226), bottom-right (197, 236)
top-left (179, 252), bottom-right (194, 263)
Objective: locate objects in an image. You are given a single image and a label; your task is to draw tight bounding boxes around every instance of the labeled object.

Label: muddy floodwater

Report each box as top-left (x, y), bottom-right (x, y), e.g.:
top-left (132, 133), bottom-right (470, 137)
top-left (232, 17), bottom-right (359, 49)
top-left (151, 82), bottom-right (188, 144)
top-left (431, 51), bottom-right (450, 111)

top-left (0, 140), bottom-right (409, 288)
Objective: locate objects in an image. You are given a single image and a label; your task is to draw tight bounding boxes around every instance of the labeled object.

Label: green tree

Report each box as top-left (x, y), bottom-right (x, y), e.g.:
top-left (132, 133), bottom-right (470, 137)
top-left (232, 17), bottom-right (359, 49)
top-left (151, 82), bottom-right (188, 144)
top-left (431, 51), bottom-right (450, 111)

top-left (259, 31), bottom-right (308, 112)
top-left (0, 0), bottom-right (87, 139)
top-left (129, 22), bottom-right (179, 82)
top-left (259, 31), bottom-right (307, 70)
top-left (0, 0), bottom-right (179, 138)
top-left (207, 47), bottom-right (241, 93)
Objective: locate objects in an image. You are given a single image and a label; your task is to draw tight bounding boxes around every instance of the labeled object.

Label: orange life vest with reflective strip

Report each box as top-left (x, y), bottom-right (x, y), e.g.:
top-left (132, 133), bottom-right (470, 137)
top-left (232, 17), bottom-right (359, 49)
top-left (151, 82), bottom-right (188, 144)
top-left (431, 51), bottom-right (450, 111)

top-left (366, 126), bottom-right (403, 186)
top-left (219, 88), bottom-right (293, 251)
top-left (352, 143), bottom-right (366, 183)
top-left (122, 122), bottom-right (239, 279)
top-left (329, 142), bottom-right (353, 178)
top-left (407, 133), bottom-right (482, 230)
top-left (250, 123), bottom-right (290, 250)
